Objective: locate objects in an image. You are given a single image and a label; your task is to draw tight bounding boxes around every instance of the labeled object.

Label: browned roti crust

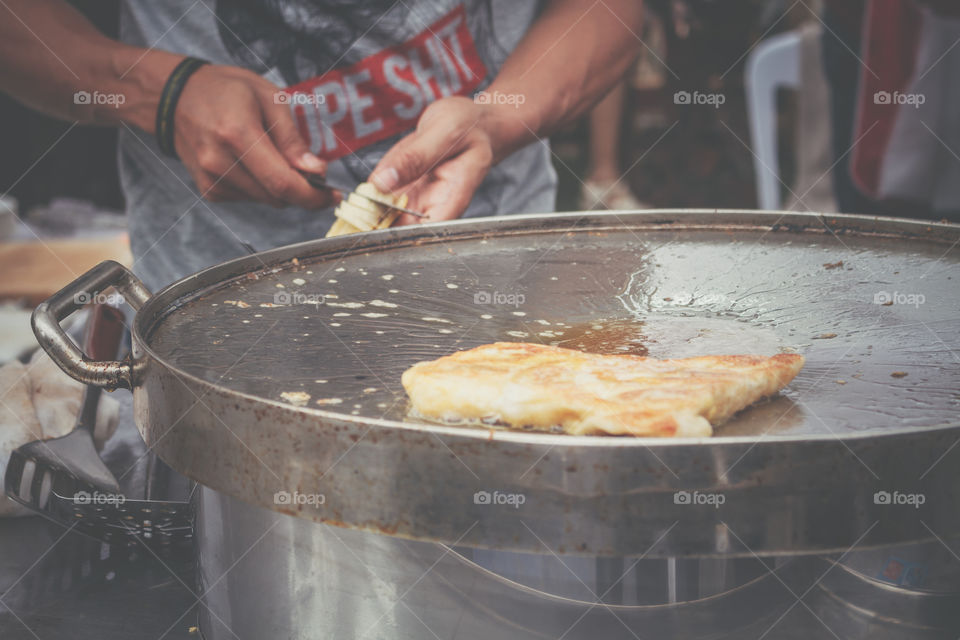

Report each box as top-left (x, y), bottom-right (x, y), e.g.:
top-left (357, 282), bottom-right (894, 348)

top-left (401, 342), bottom-right (805, 437)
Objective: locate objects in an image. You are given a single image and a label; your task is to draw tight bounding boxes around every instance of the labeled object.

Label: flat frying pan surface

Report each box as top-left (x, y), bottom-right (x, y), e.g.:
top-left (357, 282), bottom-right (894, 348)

top-left (147, 211), bottom-right (959, 439)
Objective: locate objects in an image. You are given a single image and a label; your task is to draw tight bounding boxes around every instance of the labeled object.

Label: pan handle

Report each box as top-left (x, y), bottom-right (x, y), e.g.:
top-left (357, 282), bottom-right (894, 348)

top-left (31, 260), bottom-right (152, 390)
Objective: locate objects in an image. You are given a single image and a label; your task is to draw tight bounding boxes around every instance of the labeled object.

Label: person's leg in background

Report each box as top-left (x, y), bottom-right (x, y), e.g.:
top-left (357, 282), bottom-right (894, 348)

top-left (821, 0), bottom-right (882, 215)
top-left (581, 80), bottom-right (647, 210)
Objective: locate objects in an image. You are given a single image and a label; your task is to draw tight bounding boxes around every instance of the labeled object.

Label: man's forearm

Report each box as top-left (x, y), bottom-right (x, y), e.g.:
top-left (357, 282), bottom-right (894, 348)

top-left (484, 0), bottom-right (643, 161)
top-left (0, 0), bottom-right (182, 133)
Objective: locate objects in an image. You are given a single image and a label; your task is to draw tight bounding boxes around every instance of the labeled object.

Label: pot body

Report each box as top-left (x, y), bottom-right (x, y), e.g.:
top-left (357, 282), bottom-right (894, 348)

top-left (194, 488), bottom-right (960, 640)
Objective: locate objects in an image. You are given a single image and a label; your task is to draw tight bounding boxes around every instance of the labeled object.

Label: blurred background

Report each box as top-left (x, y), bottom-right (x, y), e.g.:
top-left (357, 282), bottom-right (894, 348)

top-left (553, 0), bottom-right (816, 212)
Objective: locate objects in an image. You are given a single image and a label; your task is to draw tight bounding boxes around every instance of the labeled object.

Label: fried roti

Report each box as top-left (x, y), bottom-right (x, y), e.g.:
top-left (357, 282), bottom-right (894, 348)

top-left (401, 342), bottom-right (804, 437)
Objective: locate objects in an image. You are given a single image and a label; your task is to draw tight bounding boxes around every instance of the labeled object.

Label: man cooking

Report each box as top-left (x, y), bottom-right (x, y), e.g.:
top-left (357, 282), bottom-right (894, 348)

top-left (0, 0), bottom-right (643, 291)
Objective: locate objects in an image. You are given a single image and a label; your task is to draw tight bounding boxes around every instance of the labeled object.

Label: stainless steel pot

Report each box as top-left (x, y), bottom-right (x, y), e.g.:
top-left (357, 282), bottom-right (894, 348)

top-left (806, 542), bottom-right (960, 639)
top-left (31, 210), bottom-right (960, 638)
top-left (196, 487), bottom-right (814, 639)
top-left (195, 491), bottom-right (960, 639)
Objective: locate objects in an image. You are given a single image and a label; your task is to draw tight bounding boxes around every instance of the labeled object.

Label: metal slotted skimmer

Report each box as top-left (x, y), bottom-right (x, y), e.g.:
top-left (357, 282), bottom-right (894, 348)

top-left (35, 211), bottom-right (960, 557)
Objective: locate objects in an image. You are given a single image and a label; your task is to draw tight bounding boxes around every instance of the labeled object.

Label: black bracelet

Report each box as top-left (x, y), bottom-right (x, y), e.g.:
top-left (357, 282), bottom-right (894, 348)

top-left (155, 57), bottom-right (209, 157)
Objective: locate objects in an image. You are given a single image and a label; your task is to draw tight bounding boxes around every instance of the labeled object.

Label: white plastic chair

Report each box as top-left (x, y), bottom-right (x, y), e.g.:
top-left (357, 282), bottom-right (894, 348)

top-left (745, 30), bottom-right (801, 210)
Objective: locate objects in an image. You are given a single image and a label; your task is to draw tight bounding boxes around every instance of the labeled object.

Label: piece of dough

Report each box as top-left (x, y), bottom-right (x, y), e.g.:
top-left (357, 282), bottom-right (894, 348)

top-left (0, 360), bottom-right (44, 516)
top-left (326, 183), bottom-right (409, 237)
top-left (28, 349), bottom-right (118, 444)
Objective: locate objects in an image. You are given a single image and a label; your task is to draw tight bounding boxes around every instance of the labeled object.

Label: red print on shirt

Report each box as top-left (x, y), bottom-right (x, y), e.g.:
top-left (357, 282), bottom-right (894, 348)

top-left (280, 5), bottom-right (488, 160)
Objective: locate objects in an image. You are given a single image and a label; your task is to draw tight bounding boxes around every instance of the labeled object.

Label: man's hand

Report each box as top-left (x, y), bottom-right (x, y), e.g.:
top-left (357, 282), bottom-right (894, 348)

top-left (370, 0), bottom-right (642, 224)
top-left (0, 1), bottom-right (333, 210)
top-left (174, 64), bottom-right (333, 208)
top-left (370, 96), bottom-right (510, 224)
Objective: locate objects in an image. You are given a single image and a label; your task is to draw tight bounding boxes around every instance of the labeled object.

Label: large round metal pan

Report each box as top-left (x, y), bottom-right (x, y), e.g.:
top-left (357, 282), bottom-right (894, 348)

top-left (33, 210), bottom-right (960, 556)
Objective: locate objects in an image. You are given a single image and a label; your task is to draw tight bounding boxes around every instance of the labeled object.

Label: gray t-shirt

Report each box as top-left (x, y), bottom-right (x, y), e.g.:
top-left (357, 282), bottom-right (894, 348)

top-left (118, 0), bottom-right (556, 292)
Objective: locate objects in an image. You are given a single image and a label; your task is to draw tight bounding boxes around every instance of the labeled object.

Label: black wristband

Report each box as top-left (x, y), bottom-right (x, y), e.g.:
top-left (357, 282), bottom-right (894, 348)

top-left (155, 57), bottom-right (209, 157)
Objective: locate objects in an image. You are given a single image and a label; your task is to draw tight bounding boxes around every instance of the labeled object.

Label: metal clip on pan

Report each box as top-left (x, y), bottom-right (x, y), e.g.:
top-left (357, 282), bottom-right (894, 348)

top-left (31, 260), bottom-right (150, 390)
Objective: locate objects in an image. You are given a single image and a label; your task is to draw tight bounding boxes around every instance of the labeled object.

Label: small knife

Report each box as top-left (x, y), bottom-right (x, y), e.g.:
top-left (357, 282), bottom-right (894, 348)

top-left (297, 170), bottom-right (426, 218)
